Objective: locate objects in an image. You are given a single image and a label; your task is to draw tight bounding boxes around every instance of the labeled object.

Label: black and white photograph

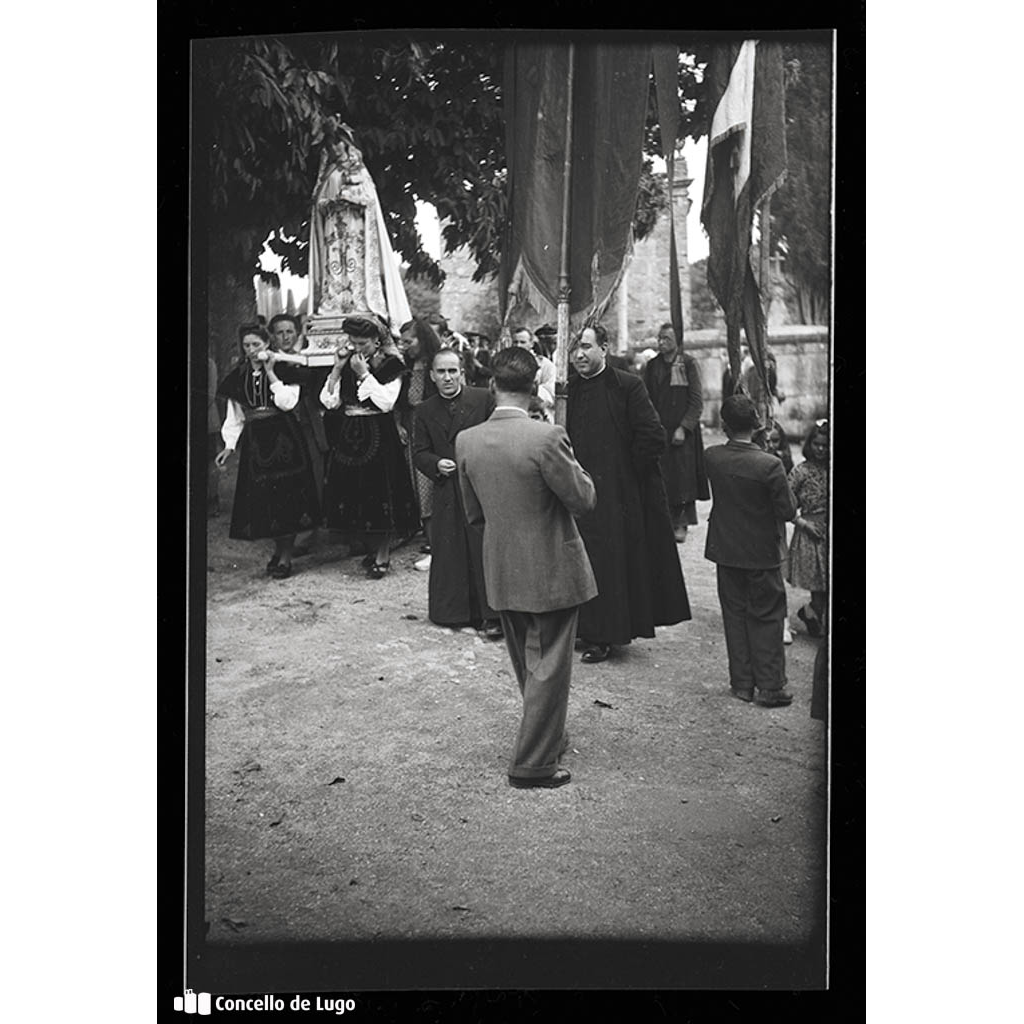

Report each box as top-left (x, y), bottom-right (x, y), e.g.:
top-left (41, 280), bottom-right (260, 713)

top-left (180, 21), bottom-right (858, 1006)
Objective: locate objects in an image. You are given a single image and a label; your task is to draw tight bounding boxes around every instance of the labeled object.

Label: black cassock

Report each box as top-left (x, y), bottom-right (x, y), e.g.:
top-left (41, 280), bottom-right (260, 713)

top-left (567, 367), bottom-right (691, 646)
top-left (413, 386), bottom-right (496, 627)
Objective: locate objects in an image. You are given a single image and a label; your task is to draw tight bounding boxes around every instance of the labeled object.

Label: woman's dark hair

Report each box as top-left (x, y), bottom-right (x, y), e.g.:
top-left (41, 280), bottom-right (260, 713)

top-left (237, 322), bottom-right (270, 349)
top-left (342, 313), bottom-right (388, 341)
top-left (801, 420), bottom-right (830, 462)
top-left (404, 317), bottom-right (443, 365)
top-left (490, 346), bottom-right (539, 394)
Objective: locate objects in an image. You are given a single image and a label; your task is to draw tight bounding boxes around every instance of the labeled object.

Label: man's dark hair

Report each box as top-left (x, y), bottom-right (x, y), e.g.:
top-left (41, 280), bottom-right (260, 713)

top-left (581, 323), bottom-right (609, 348)
top-left (431, 347), bottom-right (464, 371)
top-left (268, 313), bottom-right (299, 331)
top-left (490, 345), bottom-right (538, 394)
top-left (720, 394), bottom-right (762, 433)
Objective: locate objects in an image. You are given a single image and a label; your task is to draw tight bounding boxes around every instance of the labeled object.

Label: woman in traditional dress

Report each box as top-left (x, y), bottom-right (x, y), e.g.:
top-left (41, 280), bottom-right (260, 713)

top-left (214, 324), bottom-right (321, 579)
top-left (319, 314), bottom-right (419, 578)
top-left (397, 317), bottom-right (442, 553)
top-left (786, 419), bottom-right (830, 635)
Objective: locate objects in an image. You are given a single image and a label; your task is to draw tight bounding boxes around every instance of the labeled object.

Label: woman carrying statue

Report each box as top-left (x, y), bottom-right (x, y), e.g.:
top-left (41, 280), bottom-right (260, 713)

top-left (319, 314), bottom-right (419, 578)
top-left (214, 323), bottom-right (321, 580)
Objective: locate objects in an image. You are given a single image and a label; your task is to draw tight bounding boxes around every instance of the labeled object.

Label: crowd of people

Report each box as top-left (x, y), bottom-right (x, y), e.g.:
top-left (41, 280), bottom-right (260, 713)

top-left (208, 311), bottom-right (830, 786)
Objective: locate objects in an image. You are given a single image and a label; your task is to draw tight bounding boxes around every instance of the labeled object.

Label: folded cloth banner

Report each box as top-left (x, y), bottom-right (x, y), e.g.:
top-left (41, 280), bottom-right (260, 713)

top-left (700, 40), bottom-right (786, 417)
top-left (500, 42), bottom-right (652, 332)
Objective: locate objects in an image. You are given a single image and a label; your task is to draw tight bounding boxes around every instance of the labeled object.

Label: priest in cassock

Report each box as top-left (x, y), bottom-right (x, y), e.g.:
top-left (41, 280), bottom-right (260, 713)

top-left (642, 322), bottom-right (710, 542)
top-left (413, 348), bottom-right (501, 639)
top-left (566, 324), bottom-right (691, 663)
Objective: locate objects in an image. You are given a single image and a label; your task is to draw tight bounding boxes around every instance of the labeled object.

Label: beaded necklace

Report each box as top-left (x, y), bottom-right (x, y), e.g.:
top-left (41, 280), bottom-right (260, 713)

top-left (243, 362), bottom-right (270, 408)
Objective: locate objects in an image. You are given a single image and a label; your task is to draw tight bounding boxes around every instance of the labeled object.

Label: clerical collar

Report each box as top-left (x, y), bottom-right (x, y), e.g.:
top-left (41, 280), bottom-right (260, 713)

top-left (577, 364), bottom-right (607, 380)
top-left (441, 387), bottom-right (463, 401)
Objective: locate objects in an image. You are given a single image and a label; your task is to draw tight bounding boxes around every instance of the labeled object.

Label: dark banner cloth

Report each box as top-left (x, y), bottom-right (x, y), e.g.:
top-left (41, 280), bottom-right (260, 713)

top-left (500, 41), bottom-right (651, 325)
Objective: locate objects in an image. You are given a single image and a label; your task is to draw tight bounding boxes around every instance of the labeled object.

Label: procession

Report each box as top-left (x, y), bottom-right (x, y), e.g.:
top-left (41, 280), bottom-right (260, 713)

top-left (196, 33), bottom-right (832, 991)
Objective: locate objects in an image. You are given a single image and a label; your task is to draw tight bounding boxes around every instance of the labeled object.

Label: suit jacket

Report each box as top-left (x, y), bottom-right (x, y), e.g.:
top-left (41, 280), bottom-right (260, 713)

top-left (704, 440), bottom-right (798, 569)
top-left (456, 409), bottom-right (598, 613)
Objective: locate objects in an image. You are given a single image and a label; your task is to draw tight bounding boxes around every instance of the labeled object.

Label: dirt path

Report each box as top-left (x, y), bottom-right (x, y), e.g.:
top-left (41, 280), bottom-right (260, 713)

top-left (202, 431), bottom-right (828, 986)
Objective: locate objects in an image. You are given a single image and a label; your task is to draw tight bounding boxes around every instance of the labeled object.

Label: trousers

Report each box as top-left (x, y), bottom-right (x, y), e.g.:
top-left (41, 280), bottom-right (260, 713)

top-left (499, 606), bottom-right (578, 779)
top-left (715, 564), bottom-right (788, 692)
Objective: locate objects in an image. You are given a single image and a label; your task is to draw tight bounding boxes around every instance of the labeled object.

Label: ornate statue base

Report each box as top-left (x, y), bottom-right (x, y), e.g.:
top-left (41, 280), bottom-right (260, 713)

top-left (300, 315), bottom-right (352, 366)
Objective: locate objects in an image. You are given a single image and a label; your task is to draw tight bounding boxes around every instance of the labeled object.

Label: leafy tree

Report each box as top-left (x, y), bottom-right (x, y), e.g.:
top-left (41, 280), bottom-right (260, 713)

top-left (195, 36), bottom-right (715, 369)
top-left (769, 41), bottom-right (832, 324)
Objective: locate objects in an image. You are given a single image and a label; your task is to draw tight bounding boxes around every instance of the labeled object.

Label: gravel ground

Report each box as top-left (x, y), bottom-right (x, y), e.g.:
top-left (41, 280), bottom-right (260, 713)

top-left (199, 429), bottom-right (829, 990)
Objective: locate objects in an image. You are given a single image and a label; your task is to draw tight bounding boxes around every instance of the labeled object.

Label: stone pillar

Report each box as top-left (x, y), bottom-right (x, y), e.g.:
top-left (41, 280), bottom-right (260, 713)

top-left (616, 267), bottom-right (629, 353)
top-left (671, 155), bottom-right (693, 330)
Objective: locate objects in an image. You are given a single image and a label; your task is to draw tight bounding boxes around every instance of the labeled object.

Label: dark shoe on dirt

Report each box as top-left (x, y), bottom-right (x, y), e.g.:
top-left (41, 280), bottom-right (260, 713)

top-left (581, 644), bottom-right (611, 663)
top-left (509, 769), bottom-right (571, 789)
top-left (731, 688), bottom-right (755, 703)
top-left (755, 687), bottom-right (793, 707)
top-left (797, 606), bottom-right (822, 637)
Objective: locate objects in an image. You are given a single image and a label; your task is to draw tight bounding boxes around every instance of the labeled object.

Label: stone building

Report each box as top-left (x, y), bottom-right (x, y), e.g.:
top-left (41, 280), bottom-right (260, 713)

top-left (436, 159), bottom-right (694, 350)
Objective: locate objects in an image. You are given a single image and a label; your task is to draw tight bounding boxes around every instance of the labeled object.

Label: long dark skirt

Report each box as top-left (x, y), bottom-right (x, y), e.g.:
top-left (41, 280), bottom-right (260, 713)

top-left (229, 412), bottom-right (321, 540)
top-left (323, 412), bottom-right (420, 535)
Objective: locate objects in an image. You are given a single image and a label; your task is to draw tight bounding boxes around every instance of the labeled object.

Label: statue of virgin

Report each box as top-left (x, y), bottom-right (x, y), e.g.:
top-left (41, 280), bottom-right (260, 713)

top-left (307, 121), bottom-right (411, 331)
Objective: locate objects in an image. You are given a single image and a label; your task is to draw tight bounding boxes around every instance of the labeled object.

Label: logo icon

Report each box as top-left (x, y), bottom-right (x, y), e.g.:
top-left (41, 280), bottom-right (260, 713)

top-left (173, 990), bottom-right (212, 1015)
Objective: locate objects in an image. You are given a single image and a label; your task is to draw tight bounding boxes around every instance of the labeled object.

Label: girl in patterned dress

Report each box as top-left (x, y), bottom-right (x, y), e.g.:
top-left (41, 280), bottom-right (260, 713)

top-left (786, 420), bottom-right (830, 635)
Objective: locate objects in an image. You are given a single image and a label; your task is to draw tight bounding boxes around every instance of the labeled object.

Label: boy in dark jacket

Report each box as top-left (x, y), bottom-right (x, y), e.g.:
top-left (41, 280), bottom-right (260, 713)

top-left (704, 395), bottom-right (798, 707)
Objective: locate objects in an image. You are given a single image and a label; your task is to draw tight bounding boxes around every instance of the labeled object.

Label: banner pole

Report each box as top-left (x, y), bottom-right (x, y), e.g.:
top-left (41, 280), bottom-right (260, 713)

top-left (554, 43), bottom-right (575, 427)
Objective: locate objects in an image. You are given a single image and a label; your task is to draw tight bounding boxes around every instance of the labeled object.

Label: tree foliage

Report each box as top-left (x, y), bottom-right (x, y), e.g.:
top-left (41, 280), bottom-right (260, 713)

top-left (197, 36), bottom-right (710, 292)
top-left (770, 41), bottom-right (832, 324)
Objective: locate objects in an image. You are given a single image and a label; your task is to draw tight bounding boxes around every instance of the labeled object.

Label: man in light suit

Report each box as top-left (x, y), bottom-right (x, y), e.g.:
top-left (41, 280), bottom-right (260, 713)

top-left (456, 346), bottom-right (598, 789)
top-left (704, 394), bottom-right (798, 707)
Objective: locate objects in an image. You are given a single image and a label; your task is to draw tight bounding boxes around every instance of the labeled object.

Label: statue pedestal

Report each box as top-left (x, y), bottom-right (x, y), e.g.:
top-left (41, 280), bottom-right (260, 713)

top-left (301, 315), bottom-right (351, 366)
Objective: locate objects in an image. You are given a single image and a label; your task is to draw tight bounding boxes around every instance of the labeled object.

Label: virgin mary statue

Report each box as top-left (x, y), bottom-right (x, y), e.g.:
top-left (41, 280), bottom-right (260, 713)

top-left (308, 122), bottom-right (411, 331)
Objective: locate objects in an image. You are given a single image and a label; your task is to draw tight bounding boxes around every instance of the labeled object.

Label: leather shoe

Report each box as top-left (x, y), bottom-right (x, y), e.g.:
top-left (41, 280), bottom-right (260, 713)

top-left (269, 562), bottom-right (292, 580)
top-left (481, 620), bottom-right (503, 640)
top-left (509, 769), bottom-right (571, 789)
top-left (265, 554), bottom-right (280, 574)
top-left (731, 688), bottom-right (754, 703)
top-left (581, 643), bottom-right (611, 663)
top-left (797, 606), bottom-right (822, 637)
top-left (755, 687), bottom-right (793, 707)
